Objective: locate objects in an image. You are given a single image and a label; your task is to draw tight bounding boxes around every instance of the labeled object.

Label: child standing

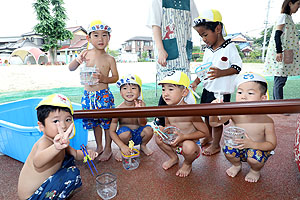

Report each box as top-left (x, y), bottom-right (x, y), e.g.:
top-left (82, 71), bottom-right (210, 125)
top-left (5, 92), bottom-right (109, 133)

top-left (210, 73), bottom-right (277, 183)
top-left (264, 0), bottom-right (300, 100)
top-left (69, 20), bottom-right (119, 161)
top-left (146, 0), bottom-right (199, 126)
top-left (191, 9), bottom-right (242, 156)
top-left (109, 74), bottom-right (153, 161)
top-left (156, 71), bottom-right (209, 177)
top-left (18, 94), bottom-right (98, 200)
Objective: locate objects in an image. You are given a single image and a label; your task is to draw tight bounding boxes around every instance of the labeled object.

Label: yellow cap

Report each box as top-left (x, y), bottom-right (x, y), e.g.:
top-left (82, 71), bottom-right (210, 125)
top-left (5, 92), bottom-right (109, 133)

top-left (87, 19), bottom-right (112, 34)
top-left (159, 71), bottom-right (196, 104)
top-left (36, 94), bottom-right (74, 115)
top-left (36, 94), bottom-right (75, 138)
top-left (116, 74), bottom-right (143, 100)
top-left (193, 9), bottom-right (227, 36)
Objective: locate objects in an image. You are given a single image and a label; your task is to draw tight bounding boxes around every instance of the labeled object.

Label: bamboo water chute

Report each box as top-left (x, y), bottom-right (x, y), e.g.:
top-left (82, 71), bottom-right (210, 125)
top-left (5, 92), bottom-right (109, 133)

top-left (74, 99), bottom-right (300, 119)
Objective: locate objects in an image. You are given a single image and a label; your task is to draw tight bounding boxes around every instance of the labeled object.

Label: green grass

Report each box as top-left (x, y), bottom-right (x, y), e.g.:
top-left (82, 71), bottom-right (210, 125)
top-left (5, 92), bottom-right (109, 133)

top-left (1, 78), bottom-right (299, 106)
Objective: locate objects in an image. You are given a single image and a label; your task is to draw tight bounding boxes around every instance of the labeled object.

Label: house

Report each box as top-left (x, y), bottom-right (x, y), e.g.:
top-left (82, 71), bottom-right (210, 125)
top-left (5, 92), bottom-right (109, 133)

top-left (57, 26), bottom-right (88, 63)
top-left (0, 36), bottom-right (23, 55)
top-left (0, 32), bottom-right (43, 55)
top-left (225, 33), bottom-right (253, 56)
top-left (0, 26), bottom-right (89, 64)
top-left (0, 32), bottom-right (45, 64)
top-left (121, 36), bottom-right (154, 60)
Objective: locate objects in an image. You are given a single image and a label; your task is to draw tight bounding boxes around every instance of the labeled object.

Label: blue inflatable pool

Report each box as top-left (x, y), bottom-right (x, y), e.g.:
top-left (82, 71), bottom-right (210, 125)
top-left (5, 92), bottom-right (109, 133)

top-left (0, 97), bottom-right (88, 163)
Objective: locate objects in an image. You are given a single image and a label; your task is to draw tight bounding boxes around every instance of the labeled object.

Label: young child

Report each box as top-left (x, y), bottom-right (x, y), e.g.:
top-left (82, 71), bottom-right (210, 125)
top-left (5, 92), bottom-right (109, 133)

top-left (264, 0), bottom-right (300, 100)
top-left (156, 71), bottom-right (209, 177)
top-left (18, 94), bottom-right (98, 200)
top-left (109, 74), bottom-right (153, 161)
top-left (69, 20), bottom-right (119, 161)
top-left (190, 9), bottom-right (242, 156)
top-left (146, 0), bottom-right (199, 126)
top-left (210, 73), bottom-right (277, 183)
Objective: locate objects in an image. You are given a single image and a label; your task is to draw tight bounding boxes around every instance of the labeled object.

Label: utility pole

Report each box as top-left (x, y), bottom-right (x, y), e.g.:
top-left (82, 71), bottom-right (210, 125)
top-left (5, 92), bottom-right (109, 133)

top-left (262, 0), bottom-right (271, 61)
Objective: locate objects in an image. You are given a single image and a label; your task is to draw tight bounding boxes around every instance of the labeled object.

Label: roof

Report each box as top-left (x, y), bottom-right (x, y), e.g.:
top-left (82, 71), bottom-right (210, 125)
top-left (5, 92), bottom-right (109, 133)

top-left (59, 39), bottom-right (88, 51)
top-left (0, 39), bottom-right (40, 51)
top-left (226, 33), bottom-right (253, 42)
top-left (238, 42), bottom-right (253, 51)
top-left (126, 36), bottom-right (152, 42)
top-left (70, 39), bottom-right (88, 48)
top-left (0, 36), bottom-right (22, 43)
top-left (67, 26), bottom-right (87, 34)
top-left (21, 31), bottom-right (42, 37)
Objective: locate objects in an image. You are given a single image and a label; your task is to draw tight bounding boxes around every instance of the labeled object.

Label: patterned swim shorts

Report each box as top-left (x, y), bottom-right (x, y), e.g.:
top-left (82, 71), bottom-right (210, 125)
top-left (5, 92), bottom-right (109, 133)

top-left (223, 145), bottom-right (273, 163)
top-left (81, 88), bottom-right (115, 130)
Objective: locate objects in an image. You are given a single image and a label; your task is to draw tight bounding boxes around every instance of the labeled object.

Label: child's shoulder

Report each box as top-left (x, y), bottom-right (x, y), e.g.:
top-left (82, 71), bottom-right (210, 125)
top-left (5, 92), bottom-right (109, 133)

top-left (263, 114), bottom-right (274, 124)
top-left (36, 135), bottom-right (53, 148)
top-left (99, 52), bottom-right (116, 62)
top-left (106, 53), bottom-right (116, 61)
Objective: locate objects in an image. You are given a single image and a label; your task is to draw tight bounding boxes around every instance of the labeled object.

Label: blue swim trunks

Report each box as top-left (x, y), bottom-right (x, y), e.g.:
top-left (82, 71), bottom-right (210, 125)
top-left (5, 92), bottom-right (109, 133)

top-left (223, 145), bottom-right (273, 163)
top-left (28, 155), bottom-right (82, 200)
top-left (116, 125), bottom-right (151, 145)
top-left (81, 89), bottom-right (115, 130)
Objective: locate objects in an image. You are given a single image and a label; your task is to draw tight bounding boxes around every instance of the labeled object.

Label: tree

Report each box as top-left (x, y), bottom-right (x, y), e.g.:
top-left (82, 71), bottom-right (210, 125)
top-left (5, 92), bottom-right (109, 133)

top-left (33, 0), bottom-right (73, 64)
top-left (235, 45), bottom-right (245, 59)
top-left (107, 49), bottom-right (119, 59)
top-left (249, 49), bottom-right (262, 59)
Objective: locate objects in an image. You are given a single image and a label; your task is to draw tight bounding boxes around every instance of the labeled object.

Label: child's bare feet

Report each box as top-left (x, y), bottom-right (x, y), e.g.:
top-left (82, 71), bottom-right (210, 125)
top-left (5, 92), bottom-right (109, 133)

top-left (200, 137), bottom-right (212, 146)
top-left (114, 150), bottom-right (122, 162)
top-left (98, 150), bottom-right (112, 161)
top-left (226, 165), bottom-right (242, 177)
top-left (245, 169), bottom-right (260, 183)
top-left (140, 144), bottom-right (153, 156)
top-left (96, 146), bottom-right (103, 156)
top-left (203, 144), bottom-right (220, 156)
top-left (176, 163), bottom-right (192, 177)
top-left (162, 158), bottom-right (178, 170)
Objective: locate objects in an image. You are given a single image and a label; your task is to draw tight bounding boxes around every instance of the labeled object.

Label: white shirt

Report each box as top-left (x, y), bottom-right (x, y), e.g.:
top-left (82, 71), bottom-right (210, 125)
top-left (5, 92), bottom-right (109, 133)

top-left (276, 13), bottom-right (292, 32)
top-left (202, 40), bottom-right (243, 94)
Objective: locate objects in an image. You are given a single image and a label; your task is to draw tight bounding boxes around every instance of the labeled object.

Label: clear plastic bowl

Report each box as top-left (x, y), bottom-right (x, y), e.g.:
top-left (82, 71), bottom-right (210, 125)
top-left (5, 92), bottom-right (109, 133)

top-left (223, 126), bottom-right (245, 148)
top-left (162, 126), bottom-right (180, 145)
top-left (121, 148), bottom-right (140, 170)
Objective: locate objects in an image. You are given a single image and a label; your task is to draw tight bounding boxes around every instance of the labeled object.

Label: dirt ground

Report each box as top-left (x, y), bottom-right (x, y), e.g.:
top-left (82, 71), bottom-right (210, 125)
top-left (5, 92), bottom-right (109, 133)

top-left (0, 62), bottom-right (264, 93)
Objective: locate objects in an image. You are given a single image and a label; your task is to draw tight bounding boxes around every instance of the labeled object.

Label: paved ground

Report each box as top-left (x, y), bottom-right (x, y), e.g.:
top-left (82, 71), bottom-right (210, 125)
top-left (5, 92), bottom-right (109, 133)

top-left (2, 62), bottom-right (300, 199)
top-left (1, 114), bottom-right (299, 199)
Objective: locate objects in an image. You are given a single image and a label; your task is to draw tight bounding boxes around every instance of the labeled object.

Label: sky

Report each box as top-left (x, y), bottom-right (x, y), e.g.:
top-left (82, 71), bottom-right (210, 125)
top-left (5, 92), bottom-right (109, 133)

top-left (1, 0), bottom-right (299, 50)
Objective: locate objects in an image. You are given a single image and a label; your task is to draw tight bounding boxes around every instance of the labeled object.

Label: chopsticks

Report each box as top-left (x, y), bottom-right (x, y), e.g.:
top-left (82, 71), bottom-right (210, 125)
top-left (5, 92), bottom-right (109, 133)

top-left (80, 144), bottom-right (98, 176)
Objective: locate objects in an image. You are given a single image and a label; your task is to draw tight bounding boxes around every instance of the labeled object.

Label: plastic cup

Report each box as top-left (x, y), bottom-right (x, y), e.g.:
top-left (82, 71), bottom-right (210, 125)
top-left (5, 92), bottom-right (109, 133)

top-left (162, 126), bottom-right (180, 145)
top-left (214, 92), bottom-right (224, 102)
top-left (80, 63), bottom-right (98, 85)
top-left (121, 148), bottom-right (140, 170)
top-left (96, 172), bottom-right (117, 200)
top-left (223, 126), bottom-right (245, 148)
top-left (195, 62), bottom-right (212, 80)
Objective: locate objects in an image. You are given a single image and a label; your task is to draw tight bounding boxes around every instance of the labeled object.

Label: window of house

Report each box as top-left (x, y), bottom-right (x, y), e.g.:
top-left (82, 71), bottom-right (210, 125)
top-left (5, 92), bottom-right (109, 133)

top-left (144, 41), bottom-right (150, 46)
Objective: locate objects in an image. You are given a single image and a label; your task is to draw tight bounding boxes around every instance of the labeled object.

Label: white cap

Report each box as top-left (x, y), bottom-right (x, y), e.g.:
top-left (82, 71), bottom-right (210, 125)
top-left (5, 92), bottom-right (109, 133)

top-left (235, 72), bottom-right (267, 88)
